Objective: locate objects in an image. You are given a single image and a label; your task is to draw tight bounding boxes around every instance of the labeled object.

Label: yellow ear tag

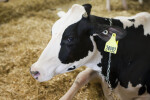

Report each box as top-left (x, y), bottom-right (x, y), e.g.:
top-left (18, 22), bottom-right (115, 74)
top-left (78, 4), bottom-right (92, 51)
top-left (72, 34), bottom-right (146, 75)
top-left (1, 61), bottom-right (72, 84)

top-left (104, 33), bottom-right (118, 54)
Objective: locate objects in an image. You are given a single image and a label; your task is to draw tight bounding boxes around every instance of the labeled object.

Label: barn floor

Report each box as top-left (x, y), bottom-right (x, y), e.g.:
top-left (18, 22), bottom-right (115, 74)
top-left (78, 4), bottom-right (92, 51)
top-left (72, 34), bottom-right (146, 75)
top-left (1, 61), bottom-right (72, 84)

top-left (0, 0), bottom-right (150, 100)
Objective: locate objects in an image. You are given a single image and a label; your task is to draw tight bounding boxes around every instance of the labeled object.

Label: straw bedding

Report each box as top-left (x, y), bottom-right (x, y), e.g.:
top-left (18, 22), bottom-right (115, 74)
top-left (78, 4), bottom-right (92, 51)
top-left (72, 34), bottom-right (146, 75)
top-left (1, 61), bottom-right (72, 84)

top-left (0, 0), bottom-right (150, 99)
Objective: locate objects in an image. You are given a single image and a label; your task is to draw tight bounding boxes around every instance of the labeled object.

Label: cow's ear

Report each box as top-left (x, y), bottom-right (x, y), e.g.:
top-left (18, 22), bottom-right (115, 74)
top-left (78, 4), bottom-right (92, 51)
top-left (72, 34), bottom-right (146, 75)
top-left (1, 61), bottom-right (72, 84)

top-left (82, 4), bottom-right (92, 18)
top-left (94, 25), bottom-right (127, 42)
top-left (57, 11), bottom-right (66, 18)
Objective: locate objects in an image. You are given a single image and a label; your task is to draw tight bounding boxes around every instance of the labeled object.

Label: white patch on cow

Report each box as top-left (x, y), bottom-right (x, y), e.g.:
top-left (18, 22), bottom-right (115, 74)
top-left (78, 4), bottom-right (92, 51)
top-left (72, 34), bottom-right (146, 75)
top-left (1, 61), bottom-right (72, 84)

top-left (83, 36), bottom-right (102, 71)
top-left (115, 12), bottom-right (150, 35)
top-left (115, 16), bottom-right (133, 29)
top-left (113, 81), bottom-right (150, 100)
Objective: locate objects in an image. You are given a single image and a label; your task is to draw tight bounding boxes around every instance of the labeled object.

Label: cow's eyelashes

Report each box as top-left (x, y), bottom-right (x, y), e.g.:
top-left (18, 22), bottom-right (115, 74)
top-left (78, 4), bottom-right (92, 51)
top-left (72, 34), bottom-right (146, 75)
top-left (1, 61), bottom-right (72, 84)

top-left (67, 37), bottom-right (74, 42)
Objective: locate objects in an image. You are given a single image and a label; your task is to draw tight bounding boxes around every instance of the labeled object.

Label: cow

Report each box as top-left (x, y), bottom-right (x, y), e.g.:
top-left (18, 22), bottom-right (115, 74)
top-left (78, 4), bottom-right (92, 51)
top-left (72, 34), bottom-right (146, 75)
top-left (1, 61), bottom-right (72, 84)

top-left (30, 4), bottom-right (150, 100)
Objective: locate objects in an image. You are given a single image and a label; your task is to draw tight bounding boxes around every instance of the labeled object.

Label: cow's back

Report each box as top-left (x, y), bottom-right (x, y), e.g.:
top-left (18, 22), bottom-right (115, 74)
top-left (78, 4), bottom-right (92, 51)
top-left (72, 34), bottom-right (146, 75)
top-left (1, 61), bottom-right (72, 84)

top-left (111, 12), bottom-right (150, 100)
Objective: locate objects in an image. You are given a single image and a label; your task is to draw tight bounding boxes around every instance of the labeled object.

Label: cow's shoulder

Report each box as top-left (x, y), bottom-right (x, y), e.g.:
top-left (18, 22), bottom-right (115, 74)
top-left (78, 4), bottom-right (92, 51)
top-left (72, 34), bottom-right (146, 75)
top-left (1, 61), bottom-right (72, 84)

top-left (114, 12), bottom-right (150, 36)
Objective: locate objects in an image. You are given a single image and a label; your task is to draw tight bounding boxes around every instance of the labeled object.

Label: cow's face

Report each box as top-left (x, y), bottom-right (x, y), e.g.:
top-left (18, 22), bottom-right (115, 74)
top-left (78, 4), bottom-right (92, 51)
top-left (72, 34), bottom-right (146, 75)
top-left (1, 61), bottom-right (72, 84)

top-left (30, 4), bottom-right (101, 82)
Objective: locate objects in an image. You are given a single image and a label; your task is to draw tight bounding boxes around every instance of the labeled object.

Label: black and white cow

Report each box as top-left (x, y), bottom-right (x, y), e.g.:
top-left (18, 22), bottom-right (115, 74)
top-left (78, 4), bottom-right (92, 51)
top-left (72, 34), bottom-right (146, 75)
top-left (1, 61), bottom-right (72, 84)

top-left (30, 4), bottom-right (150, 100)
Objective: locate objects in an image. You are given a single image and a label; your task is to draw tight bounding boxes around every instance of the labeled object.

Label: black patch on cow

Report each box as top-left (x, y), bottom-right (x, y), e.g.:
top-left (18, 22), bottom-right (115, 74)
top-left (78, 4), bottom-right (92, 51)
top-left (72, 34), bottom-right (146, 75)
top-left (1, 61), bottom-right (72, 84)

top-left (59, 19), bottom-right (94, 64)
top-left (128, 19), bottom-right (135, 22)
top-left (138, 86), bottom-right (146, 95)
top-left (146, 76), bottom-right (150, 94)
top-left (67, 66), bottom-right (76, 71)
top-left (82, 4), bottom-right (92, 16)
top-left (97, 62), bottom-right (102, 67)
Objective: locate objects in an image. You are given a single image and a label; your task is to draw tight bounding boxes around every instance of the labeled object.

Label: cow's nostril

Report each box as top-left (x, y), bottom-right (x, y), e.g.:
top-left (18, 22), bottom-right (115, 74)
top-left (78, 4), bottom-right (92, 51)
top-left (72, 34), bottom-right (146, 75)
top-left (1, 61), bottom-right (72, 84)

top-left (30, 70), bottom-right (40, 80)
top-left (34, 71), bottom-right (40, 75)
top-left (31, 71), bottom-right (40, 76)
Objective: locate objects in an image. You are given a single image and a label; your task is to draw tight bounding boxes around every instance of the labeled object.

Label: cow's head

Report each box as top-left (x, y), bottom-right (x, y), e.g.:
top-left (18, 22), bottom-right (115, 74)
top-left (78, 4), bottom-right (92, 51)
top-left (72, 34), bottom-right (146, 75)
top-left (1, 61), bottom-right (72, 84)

top-left (30, 4), bottom-right (126, 82)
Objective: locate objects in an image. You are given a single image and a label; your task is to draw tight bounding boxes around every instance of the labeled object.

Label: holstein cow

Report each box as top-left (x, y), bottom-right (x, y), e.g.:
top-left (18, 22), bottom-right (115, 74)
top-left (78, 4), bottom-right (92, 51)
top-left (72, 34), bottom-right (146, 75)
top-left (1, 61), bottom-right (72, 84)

top-left (30, 4), bottom-right (150, 100)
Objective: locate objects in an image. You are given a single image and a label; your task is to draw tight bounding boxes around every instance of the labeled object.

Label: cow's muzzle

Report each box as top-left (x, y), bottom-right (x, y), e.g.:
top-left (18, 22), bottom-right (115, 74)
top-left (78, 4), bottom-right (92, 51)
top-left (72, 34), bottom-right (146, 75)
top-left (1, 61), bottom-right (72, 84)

top-left (30, 68), bottom-right (40, 80)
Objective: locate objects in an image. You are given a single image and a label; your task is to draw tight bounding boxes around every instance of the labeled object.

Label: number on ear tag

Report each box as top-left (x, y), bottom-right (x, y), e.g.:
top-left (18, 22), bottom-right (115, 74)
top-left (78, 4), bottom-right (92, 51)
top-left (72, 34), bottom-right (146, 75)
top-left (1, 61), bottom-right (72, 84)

top-left (104, 33), bottom-right (118, 54)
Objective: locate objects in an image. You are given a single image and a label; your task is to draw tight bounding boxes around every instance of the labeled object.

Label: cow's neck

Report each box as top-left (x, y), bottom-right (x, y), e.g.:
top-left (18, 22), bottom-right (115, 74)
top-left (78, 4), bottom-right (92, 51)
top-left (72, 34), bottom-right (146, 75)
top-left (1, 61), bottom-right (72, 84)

top-left (83, 16), bottom-right (120, 72)
top-left (88, 15), bottom-right (128, 88)
top-left (89, 15), bottom-right (124, 27)
top-left (88, 15), bottom-right (125, 70)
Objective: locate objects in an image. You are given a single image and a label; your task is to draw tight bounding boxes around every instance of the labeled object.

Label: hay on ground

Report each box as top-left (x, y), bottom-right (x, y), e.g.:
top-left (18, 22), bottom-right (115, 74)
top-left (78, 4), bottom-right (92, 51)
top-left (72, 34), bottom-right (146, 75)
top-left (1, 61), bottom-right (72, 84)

top-left (0, 0), bottom-right (150, 100)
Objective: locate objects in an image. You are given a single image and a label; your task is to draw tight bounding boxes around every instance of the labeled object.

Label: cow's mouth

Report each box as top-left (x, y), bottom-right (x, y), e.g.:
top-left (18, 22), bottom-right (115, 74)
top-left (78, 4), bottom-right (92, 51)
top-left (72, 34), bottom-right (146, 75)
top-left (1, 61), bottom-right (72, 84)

top-left (67, 66), bottom-right (76, 71)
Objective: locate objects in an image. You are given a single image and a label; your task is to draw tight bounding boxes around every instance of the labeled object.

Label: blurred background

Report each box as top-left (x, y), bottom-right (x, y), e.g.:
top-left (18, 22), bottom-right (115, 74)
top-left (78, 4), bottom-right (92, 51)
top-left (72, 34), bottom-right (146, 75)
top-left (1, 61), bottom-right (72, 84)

top-left (0, 0), bottom-right (150, 100)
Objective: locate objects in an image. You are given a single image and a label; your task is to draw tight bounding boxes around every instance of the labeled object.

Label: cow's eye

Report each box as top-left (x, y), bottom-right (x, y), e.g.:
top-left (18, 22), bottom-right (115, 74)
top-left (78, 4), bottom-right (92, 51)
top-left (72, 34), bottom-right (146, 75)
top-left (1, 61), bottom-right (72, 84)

top-left (102, 30), bottom-right (108, 35)
top-left (68, 37), bottom-right (74, 42)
